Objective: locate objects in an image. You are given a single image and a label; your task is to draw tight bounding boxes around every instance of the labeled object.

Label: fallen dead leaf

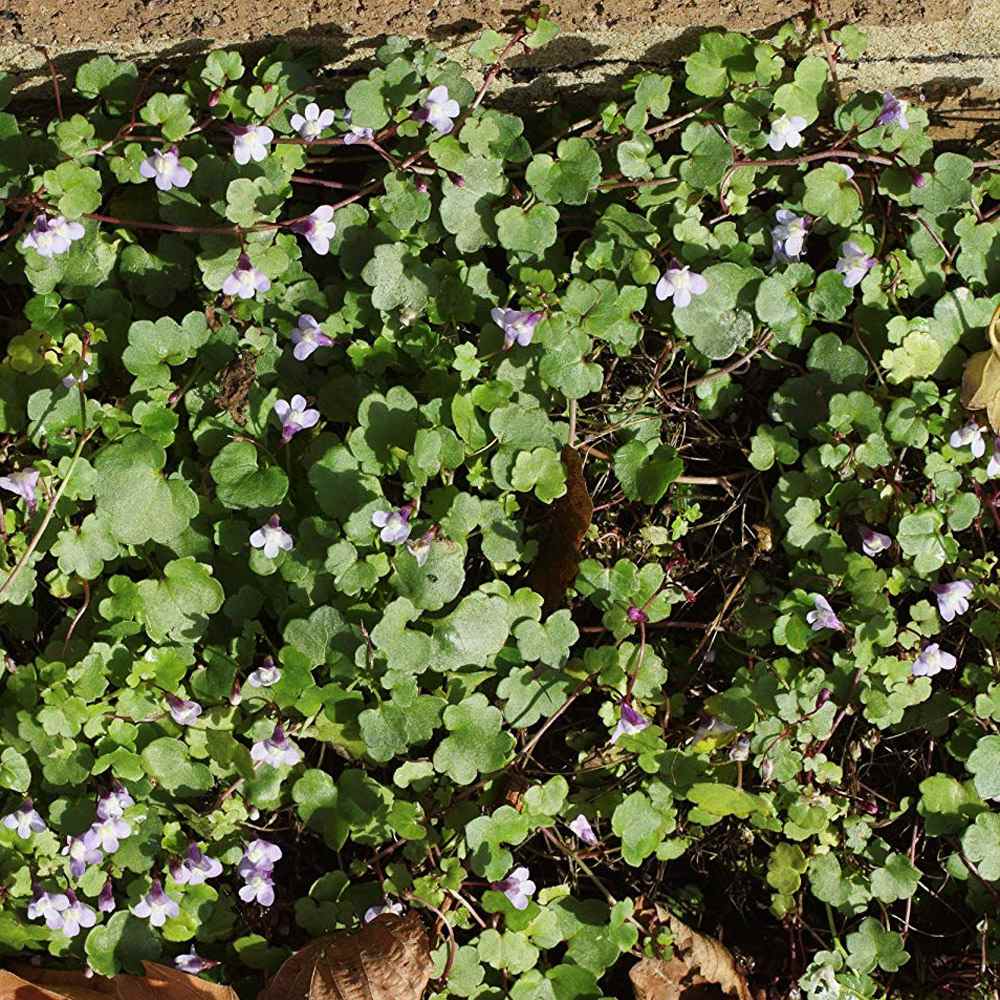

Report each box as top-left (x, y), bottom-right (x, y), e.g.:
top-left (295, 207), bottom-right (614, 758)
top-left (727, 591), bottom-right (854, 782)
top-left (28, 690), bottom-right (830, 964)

top-left (629, 914), bottom-right (754, 1000)
top-left (116, 964), bottom-right (239, 1000)
top-left (526, 445), bottom-right (593, 611)
top-left (1, 962), bottom-right (236, 1000)
top-left (960, 303), bottom-right (1000, 432)
top-left (1, 968), bottom-right (114, 1000)
top-left (260, 911), bottom-right (433, 1000)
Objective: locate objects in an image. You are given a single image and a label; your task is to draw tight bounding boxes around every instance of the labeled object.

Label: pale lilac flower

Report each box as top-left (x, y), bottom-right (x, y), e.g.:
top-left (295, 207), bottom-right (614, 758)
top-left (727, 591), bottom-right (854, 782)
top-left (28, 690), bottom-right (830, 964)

top-left (344, 125), bottom-right (374, 145)
top-left (860, 527), bottom-right (892, 557)
top-left (250, 724), bottom-right (303, 768)
top-left (247, 657), bottom-right (282, 688)
top-left (22, 214), bottom-right (84, 258)
top-left (364, 899), bottom-right (405, 923)
top-left (96, 781), bottom-right (134, 820)
top-left (250, 514), bottom-right (293, 559)
top-left (165, 693), bottom-right (202, 726)
top-left (87, 815), bottom-right (131, 853)
top-left (239, 869), bottom-right (275, 906)
top-left (231, 124), bottom-right (274, 165)
top-left (131, 879), bottom-right (180, 927)
top-left (405, 529), bottom-right (436, 566)
top-left (372, 505), bottom-right (412, 544)
top-left (950, 421), bottom-right (987, 459)
top-left (767, 115), bottom-right (807, 152)
top-left (988, 438), bottom-right (1000, 478)
top-left (836, 241), bottom-right (877, 289)
top-left (291, 314), bottom-right (334, 361)
top-left (63, 834), bottom-right (103, 878)
top-left (27, 885), bottom-right (69, 930)
top-left (2, 799), bottom-right (46, 838)
top-left (655, 266), bottom-right (709, 309)
top-left (139, 146), bottom-right (192, 192)
top-left (912, 642), bottom-right (956, 677)
top-left (98, 878), bottom-right (116, 913)
top-left (491, 307), bottom-right (543, 349)
top-left (931, 580), bottom-right (973, 622)
top-left (0, 469), bottom-right (40, 514)
top-left (627, 606), bottom-right (648, 624)
top-left (568, 814), bottom-right (598, 846)
top-left (418, 85), bottom-right (461, 134)
top-left (60, 890), bottom-right (97, 939)
top-left (62, 363), bottom-right (90, 389)
top-left (610, 702), bottom-right (650, 744)
top-left (806, 594), bottom-right (844, 632)
top-left (239, 838), bottom-right (282, 878)
top-left (492, 866), bottom-right (536, 910)
top-left (274, 394), bottom-right (320, 443)
top-left (771, 210), bottom-right (809, 261)
top-left (170, 843), bottom-right (223, 885)
top-left (291, 205), bottom-right (337, 255)
top-left (837, 163), bottom-right (855, 180)
top-left (877, 92), bottom-right (910, 130)
top-left (290, 102), bottom-right (335, 142)
top-left (175, 952), bottom-right (220, 974)
top-left (222, 253), bottom-right (271, 300)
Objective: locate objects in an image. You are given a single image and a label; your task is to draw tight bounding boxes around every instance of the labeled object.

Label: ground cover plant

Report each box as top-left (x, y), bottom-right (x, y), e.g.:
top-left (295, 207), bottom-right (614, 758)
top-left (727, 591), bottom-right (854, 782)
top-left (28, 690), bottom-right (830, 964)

top-left (0, 8), bottom-right (999, 997)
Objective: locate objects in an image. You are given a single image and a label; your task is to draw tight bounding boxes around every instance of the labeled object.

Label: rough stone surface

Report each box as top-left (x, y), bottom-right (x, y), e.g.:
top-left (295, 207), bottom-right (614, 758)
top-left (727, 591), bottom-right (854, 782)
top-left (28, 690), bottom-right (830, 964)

top-left (1, 0), bottom-right (997, 142)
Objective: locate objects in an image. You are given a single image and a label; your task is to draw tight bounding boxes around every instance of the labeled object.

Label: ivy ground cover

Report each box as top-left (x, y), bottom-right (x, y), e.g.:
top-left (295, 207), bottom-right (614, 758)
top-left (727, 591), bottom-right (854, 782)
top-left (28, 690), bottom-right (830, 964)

top-left (1, 11), bottom-right (1000, 998)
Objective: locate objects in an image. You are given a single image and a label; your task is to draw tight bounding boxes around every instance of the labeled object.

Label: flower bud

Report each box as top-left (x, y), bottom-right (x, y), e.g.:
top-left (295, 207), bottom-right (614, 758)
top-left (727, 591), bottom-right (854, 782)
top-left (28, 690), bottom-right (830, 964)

top-left (229, 677), bottom-right (242, 707)
top-left (912, 172), bottom-right (926, 188)
top-left (208, 87), bottom-right (222, 108)
top-left (816, 688), bottom-right (832, 708)
top-left (627, 606), bottom-right (648, 624)
top-left (861, 800), bottom-right (879, 815)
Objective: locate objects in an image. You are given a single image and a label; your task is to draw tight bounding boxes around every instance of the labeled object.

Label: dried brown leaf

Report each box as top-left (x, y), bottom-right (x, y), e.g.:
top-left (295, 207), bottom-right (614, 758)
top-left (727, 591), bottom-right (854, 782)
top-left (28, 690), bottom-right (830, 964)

top-left (526, 445), bottom-right (593, 611)
top-left (260, 912), bottom-right (433, 1000)
top-left (2, 963), bottom-right (237, 1000)
top-left (114, 964), bottom-right (239, 1000)
top-left (629, 915), bottom-right (753, 1000)
top-left (2, 967), bottom-right (114, 1000)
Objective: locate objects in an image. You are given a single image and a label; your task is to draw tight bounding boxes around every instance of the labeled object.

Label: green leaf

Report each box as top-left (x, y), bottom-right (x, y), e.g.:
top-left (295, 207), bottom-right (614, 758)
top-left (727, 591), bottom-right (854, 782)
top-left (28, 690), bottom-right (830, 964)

top-left (136, 557), bottom-right (225, 643)
top-left (0, 748), bottom-right (31, 793)
top-left (210, 441), bottom-right (288, 509)
top-left (140, 92), bottom-right (195, 141)
top-left (802, 163), bottom-right (862, 226)
top-left (526, 138), bottom-right (602, 206)
top-left (845, 917), bottom-right (909, 974)
top-left (85, 912), bottom-right (162, 975)
top-left (896, 510), bottom-right (949, 575)
top-left (968, 735), bottom-right (1000, 801)
top-left (52, 513), bottom-right (120, 579)
top-left (40, 162), bottom-right (102, 219)
top-left (614, 440), bottom-right (683, 504)
top-left (496, 204), bottom-right (559, 256)
top-left (511, 447), bottom-right (567, 503)
top-left (870, 853), bottom-right (921, 903)
top-left (433, 693), bottom-right (515, 785)
top-left (961, 812), bottom-right (1000, 880)
top-left (74, 55), bottom-right (138, 106)
top-left (671, 262), bottom-right (760, 360)
top-left (141, 737), bottom-right (214, 795)
top-left (122, 312), bottom-right (210, 387)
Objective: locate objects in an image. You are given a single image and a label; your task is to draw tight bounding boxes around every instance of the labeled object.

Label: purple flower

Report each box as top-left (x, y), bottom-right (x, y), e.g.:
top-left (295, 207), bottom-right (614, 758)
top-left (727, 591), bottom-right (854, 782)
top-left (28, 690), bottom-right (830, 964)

top-left (22, 214), bottom-right (84, 258)
top-left (231, 124), bottom-right (274, 165)
top-left (860, 527), bottom-right (892, 557)
top-left (771, 210), bottom-right (809, 261)
top-left (931, 580), bottom-right (973, 622)
top-left (836, 241), bottom-right (877, 289)
top-left (60, 890), bottom-right (97, 939)
top-left (239, 869), bottom-right (275, 906)
top-left (139, 146), bottom-right (192, 192)
top-left (418, 85), bottom-right (460, 134)
top-left (62, 364), bottom-right (90, 389)
top-left (250, 514), bottom-right (294, 559)
top-left (291, 205), bottom-right (337, 255)
top-left (491, 307), bottom-right (543, 349)
top-left (98, 878), bottom-right (116, 913)
top-left (492, 866), bottom-right (536, 910)
top-left (568, 814), bottom-right (598, 846)
top-left (239, 838), bottom-right (282, 878)
top-left (627, 606), bottom-right (648, 624)
top-left (950, 421), bottom-right (986, 459)
top-left (165, 693), bottom-right (202, 726)
top-left (27, 886), bottom-right (69, 929)
top-left (0, 469), bottom-right (40, 514)
top-left (364, 899), bottom-right (405, 923)
top-left (131, 879), bottom-right (180, 927)
top-left (290, 102), bottom-right (335, 142)
top-left (291, 314), bottom-right (334, 361)
top-left (344, 125), bottom-right (374, 145)
top-left (655, 266), bottom-right (708, 309)
top-left (63, 834), bottom-right (103, 877)
top-left (87, 815), bottom-right (131, 853)
top-left (610, 702), bottom-right (650, 744)
top-left (170, 843), bottom-right (223, 885)
top-left (2, 799), bottom-right (46, 838)
top-left (250, 724), bottom-right (302, 768)
top-left (767, 115), bottom-right (807, 152)
top-left (96, 781), bottom-right (134, 820)
top-left (175, 952), bottom-right (220, 974)
top-left (837, 163), bottom-right (855, 180)
top-left (877, 92), bottom-right (910, 130)
top-left (405, 529), bottom-right (436, 566)
top-left (274, 394), bottom-right (320, 443)
top-left (806, 594), bottom-right (844, 632)
top-left (372, 505), bottom-right (412, 544)
top-left (247, 657), bottom-right (282, 688)
top-left (912, 642), bottom-right (956, 677)
top-left (222, 253), bottom-right (271, 300)
top-left (988, 437), bottom-right (1000, 478)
